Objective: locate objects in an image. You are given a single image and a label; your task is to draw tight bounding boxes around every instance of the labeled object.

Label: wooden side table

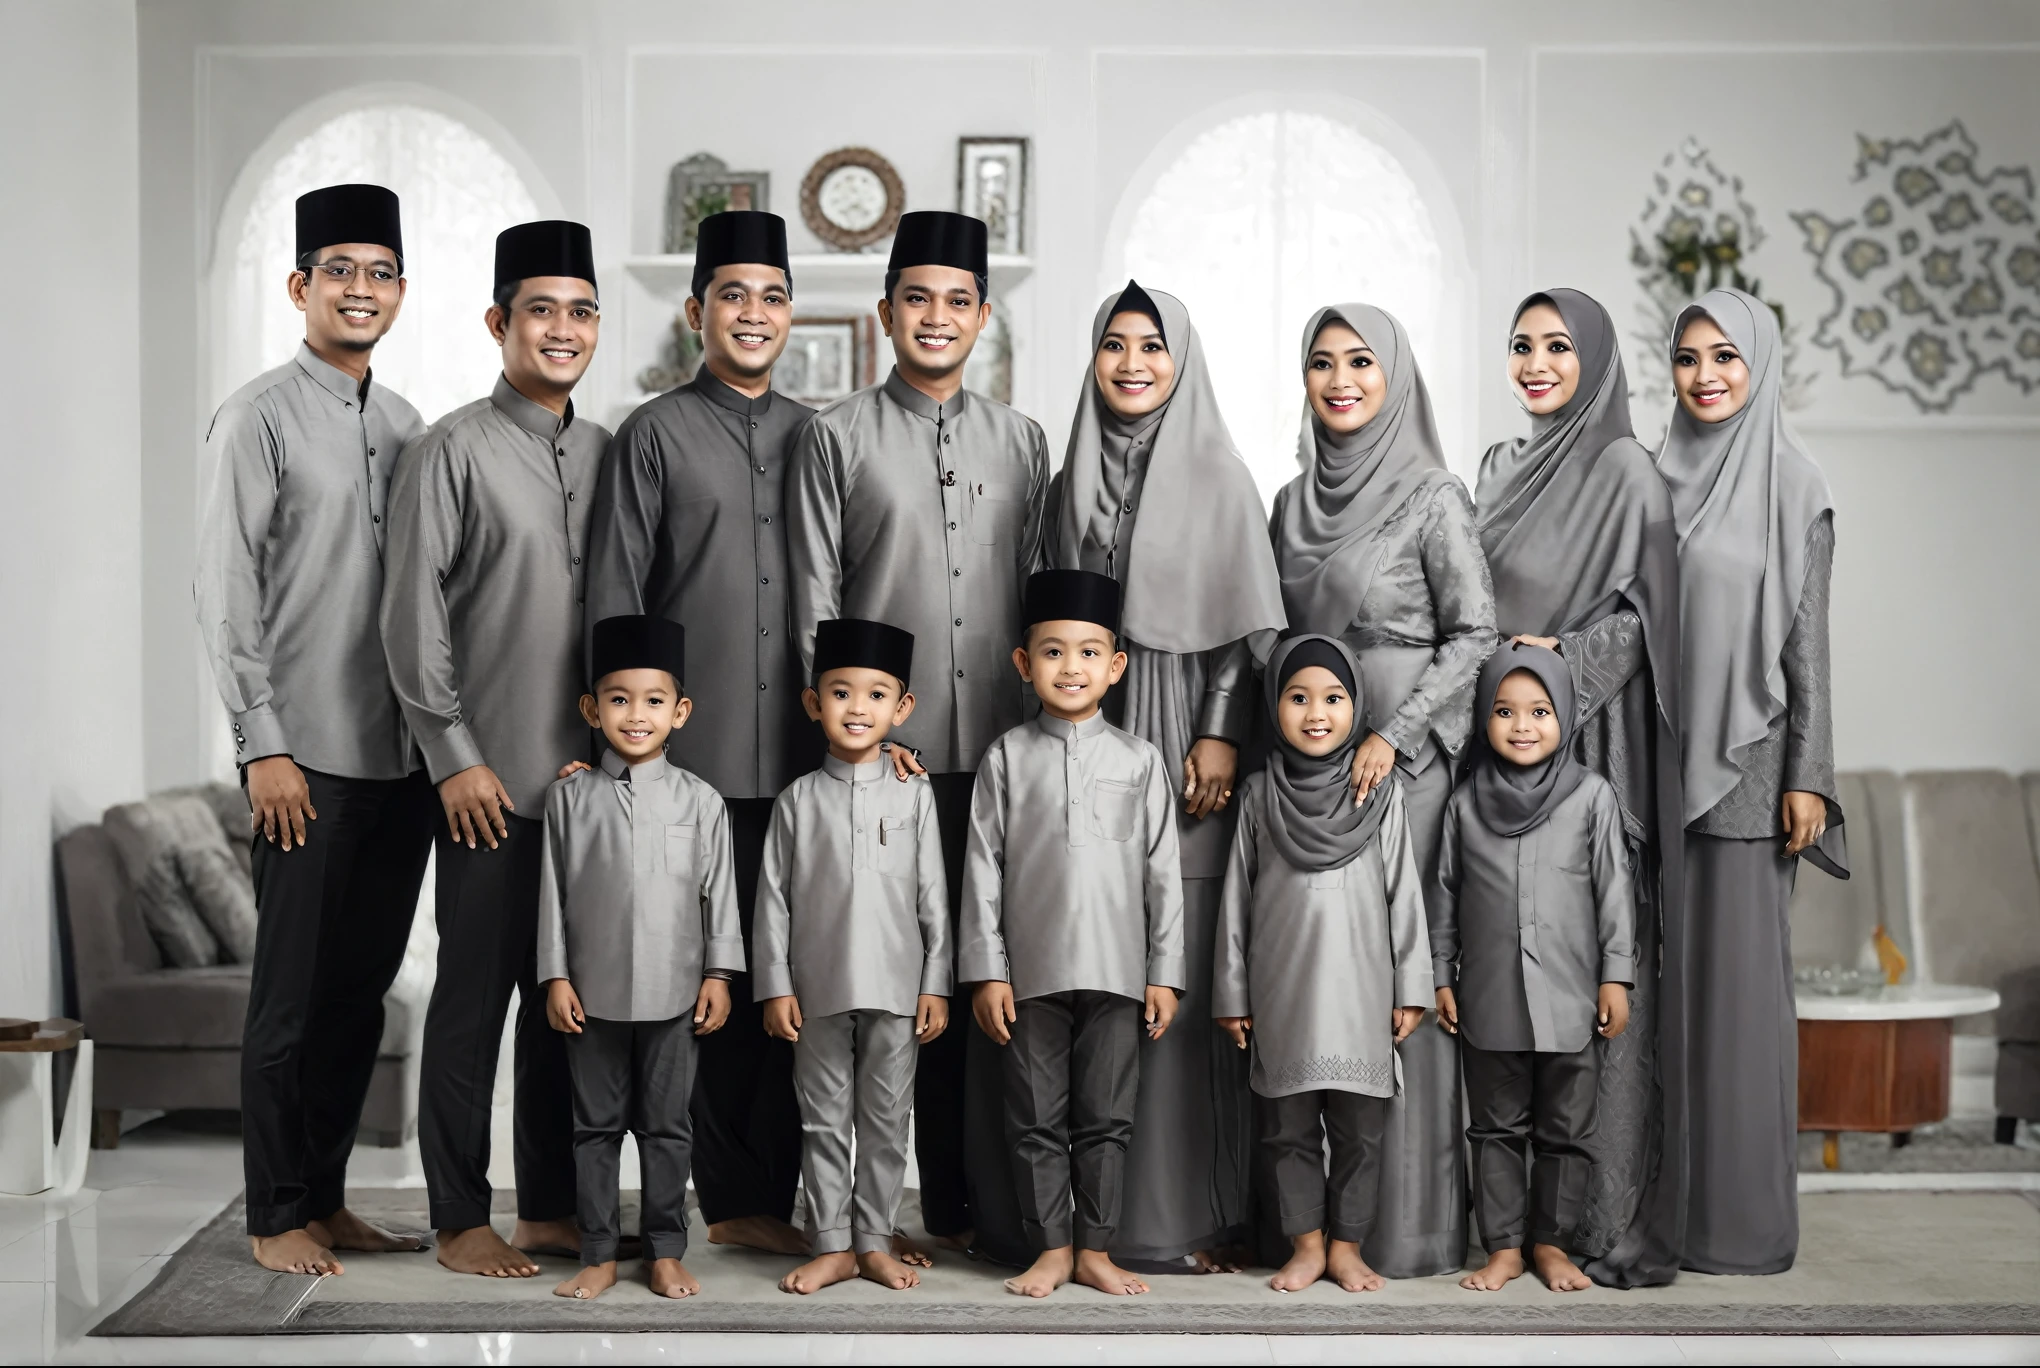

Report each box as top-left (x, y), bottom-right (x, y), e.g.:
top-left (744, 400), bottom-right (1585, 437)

top-left (1796, 983), bottom-right (2000, 1170)
top-left (0, 1018), bottom-right (93, 1196)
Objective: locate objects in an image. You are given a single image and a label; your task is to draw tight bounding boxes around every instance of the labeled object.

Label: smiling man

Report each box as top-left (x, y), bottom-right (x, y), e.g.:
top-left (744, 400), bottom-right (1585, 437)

top-left (787, 210), bottom-right (1050, 1252)
top-left (380, 219), bottom-right (608, 1277)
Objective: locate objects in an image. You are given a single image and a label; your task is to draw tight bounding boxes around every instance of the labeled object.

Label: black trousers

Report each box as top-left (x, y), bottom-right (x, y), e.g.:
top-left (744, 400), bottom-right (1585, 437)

top-left (418, 811), bottom-right (576, 1232)
top-left (567, 1015), bottom-right (698, 1266)
top-left (918, 772), bottom-right (979, 1237)
top-left (1003, 990), bottom-right (1142, 1252)
top-left (241, 767), bottom-right (434, 1238)
top-left (1258, 1089), bottom-right (1390, 1244)
top-left (1463, 1042), bottom-right (1601, 1253)
top-left (687, 796), bottom-right (803, 1226)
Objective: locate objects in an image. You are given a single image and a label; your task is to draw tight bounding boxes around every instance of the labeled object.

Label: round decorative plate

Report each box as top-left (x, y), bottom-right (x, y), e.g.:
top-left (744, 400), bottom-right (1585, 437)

top-left (801, 147), bottom-right (905, 251)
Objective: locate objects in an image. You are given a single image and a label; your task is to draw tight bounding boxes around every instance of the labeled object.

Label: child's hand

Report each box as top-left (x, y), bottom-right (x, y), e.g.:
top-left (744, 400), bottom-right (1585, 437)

top-left (915, 993), bottom-right (949, 1043)
top-left (972, 982), bottom-right (1016, 1045)
top-left (1435, 986), bottom-right (1459, 1034)
top-left (1597, 983), bottom-right (1629, 1039)
top-left (693, 977), bottom-right (732, 1036)
top-left (1217, 1015), bottom-right (1252, 1050)
top-left (546, 978), bottom-right (585, 1034)
top-left (1393, 1006), bottom-right (1423, 1043)
top-left (1144, 985), bottom-right (1179, 1041)
top-left (761, 994), bottom-right (802, 1042)
top-left (556, 759), bottom-right (593, 780)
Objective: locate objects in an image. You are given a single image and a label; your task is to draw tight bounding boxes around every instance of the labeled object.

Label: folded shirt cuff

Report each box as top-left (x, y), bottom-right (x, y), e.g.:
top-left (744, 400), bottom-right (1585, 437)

top-left (420, 721), bottom-right (487, 785)
top-left (1397, 970), bottom-right (1436, 1009)
top-left (705, 935), bottom-right (747, 975)
top-left (230, 707), bottom-right (290, 765)
top-left (1600, 954), bottom-right (1636, 988)
top-left (1210, 990), bottom-right (1249, 1019)
top-left (1145, 953), bottom-right (1188, 993)
top-left (955, 949), bottom-right (1009, 984)
top-left (918, 958), bottom-right (953, 999)
top-left (1433, 958), bottom-right (1458, 989)
top-left (1196, 688), bottom-right (1254, 747)
top-left (752, 964), bottom-right (794, 1000)
top-left (536, 953), bottom-right (567, 985)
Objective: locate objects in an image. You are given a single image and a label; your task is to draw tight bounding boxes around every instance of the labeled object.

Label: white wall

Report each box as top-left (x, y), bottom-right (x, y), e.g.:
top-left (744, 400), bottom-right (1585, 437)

top-left (0, 0), bottom-right (143, 1016)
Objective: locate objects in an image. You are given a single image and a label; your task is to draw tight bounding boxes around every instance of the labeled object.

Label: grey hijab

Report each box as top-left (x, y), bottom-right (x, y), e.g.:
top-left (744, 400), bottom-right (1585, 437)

top-left (1055, 282), bottom-right (1286, 656)
top-left (1471, 641), bottom-right (1587, 837)
top-left (1273, 303), bottom-right (1456, 634)
top-left (1657, 288), bottom-right (1835, 824)
top-left (1260, 634), bottom-right (1391, 873)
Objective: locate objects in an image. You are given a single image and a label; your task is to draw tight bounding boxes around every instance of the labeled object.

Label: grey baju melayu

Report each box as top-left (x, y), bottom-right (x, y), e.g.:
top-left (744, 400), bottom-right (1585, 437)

top-left (536, 750), bottom-right (746, 1264)
top-left (957, 712), bottom-right (1187, 1253)
top-left (753, 757), bottom-right (951, 1255)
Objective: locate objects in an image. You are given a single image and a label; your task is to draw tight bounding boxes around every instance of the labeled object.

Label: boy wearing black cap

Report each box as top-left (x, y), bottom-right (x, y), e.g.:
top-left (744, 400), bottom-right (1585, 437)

top-left (197, 183), bottom-right (434, 1275)
top-left (382, 219), bottom-right (607, 1276)
top-left (957, 569), bottom-right (1186, 1298)
top-left (754, 619), bottom-right (951, 1295)
top-left (538, 614), bottom-right (744, 1301)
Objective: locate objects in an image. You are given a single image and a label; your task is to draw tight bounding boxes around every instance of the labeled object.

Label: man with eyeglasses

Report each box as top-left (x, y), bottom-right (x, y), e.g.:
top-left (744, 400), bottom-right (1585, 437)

top-left (196, 183), bottom-right (435, 1276)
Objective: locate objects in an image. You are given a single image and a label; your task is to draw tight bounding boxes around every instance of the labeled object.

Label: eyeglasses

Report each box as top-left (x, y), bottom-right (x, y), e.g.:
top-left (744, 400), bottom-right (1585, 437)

top-left (299, 261), bottom-right (401, 285)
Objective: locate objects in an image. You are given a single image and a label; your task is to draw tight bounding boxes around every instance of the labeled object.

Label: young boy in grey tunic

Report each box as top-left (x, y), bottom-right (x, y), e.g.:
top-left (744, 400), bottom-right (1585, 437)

top-left (756, 618), bottom-right (952, 1295)
top-left (538, 615), bottom-right (745, 1302)
top-left (958, 569), bottom-right (1186, 1299)
top-left (1213, 635), bottom-right (1433, 1294)
top-left (1432, 642), bottom-right (1635, 1294)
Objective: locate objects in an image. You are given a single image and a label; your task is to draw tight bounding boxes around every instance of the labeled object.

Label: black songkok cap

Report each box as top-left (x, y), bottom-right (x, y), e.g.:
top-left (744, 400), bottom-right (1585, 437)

top-left (1023, 569), bottom-right (1122, 637)
top-left (887, 210), bottom-right (989, 278)
top-left (495, 219), bottom-right (598, 295)
top-left (1279, 637), bottom-right (1358, 699)
top-left (813, 618), bottom-right (916, 689)
top-left (590, 615), bottom-right (686, 690)
top-left (1112, 279), bottom-right (1167, 345)
top-left (692, 210), bottom-right (791, 298)
top-left (295, 183), bottom-right (403, 268)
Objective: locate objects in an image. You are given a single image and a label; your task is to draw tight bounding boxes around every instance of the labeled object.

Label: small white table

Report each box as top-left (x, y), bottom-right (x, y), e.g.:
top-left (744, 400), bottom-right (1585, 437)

top-left (0, 1018), bottom-right (94, 1196)
top-left (1794, 983), bottom-right (2000, 1170)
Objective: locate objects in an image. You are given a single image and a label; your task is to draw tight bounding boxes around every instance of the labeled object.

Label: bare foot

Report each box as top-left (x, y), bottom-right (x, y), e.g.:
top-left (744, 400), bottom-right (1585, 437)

top-left (1460, 1246), bottom-right (1525, 1291)
top-left (553, 1261), bottom-right (617, 1300)
top-left (1003, 1245), bottom-right (1074, 1297)
top-left (890, 1230), bottom-right (934, 1267)
top-left (648, 1257), bottom-right (700, 1298)
top-left (858, 1248), bottom-right (922, 1289)
top-left (307, 1208), bottom-right (421, 1253)
top-left (1532, 1242), bottom-right (1593, 1292)
top-left (1188, 1246), bottom-right (1241, 1273)
top-left (512, 1216), bottom-right (580, 1258)
top-left (707, 1214), bottom-right (810, 1255)
top-left (780, 1250), bottom-right (857, 1294)
top-left (1072, 1247), bottom-right (1149, 1295)
top-left (1324, 1238), bottom-right (1385, 1292)
top-left (250, 1230), bottom-right (341, 1276)
top-left (437, 1224), bottom-right (539, 1277)
top-left (1270, 1230), bottom-right (1326, 1292)
top-left (923, 1228), bottom-right (974, 1253)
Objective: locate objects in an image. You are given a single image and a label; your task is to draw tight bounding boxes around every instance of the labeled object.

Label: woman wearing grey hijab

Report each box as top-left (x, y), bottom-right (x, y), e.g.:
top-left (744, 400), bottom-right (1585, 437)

top-left (1269, 304), bottom-right (1497, 1278)
top-left (1472, 288), bottom-right (1687, 1289)
top-left (1661, 288), bottom-right (1843, 1276)
top-left (1049, 282), bottom-right (1287, 1272)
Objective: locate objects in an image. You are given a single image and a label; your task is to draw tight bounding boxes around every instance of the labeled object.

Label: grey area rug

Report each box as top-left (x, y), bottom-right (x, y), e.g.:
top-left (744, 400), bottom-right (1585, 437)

top-left (1796, 1118), bottom-right (2040, 1174)
top-left (95, 1187), bottom-right (2040, 1336)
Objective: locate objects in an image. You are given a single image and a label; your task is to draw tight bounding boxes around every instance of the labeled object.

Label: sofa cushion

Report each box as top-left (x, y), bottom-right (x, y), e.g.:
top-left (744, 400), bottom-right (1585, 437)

top-left (176, 843), bottom-right (257, 962)
top-left (56, 824), bottom-right (160, 990)
top-left (89, 965), bottom-right (251, 1048)
top-left (1998, 965), bottom-right (2040, 1043)
top-left (161, 782), bottom-right (254, 883)
top-left (101, 792), bottom-right (259, 967)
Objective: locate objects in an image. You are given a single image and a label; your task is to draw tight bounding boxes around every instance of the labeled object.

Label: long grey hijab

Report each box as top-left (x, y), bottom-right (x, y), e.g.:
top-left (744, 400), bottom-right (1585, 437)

top-left (1657, 288), bottom-right (1835, 824)
top-left (1273, 303), bottom-right (1456, 634)
top-left (1471, 641), bottom-right (1587, 837)
top-left (1260, 634), bottom-right (1390, 873)
top-left (1055, 282), bottom-right (1286, 656)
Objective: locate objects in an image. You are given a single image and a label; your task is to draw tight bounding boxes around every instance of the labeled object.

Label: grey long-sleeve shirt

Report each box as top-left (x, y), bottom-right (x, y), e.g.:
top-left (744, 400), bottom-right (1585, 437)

top-left (1432, 776), bottom-right (1637, 1054)
top-left (194, 342), bottom-right (424, 778)
top-left (955, 713), bottom-right (1187, 1002)
top-left (787, 369), bottom-right (1050, 775)
top-left (753, 756), bottom-right (952, 1018)
top-left (537, 749), bottom-right (746, 1022)
top-left (1212, 775), bottom-right (1433, 1099)
top-left (381, 376), bottom-right (606, 814)
top-left (583, 373), bottom-right (818, 799)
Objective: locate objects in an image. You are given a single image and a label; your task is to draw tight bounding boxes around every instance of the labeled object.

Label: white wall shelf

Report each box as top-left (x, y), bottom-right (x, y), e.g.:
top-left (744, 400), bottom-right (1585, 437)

top-left (623, 253), bottom-right (1034, 307)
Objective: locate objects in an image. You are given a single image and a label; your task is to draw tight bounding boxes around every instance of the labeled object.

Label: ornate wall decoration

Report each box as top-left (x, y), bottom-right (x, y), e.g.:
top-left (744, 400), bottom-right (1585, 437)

top-left (1793, 121), bottom-right (2039, 412)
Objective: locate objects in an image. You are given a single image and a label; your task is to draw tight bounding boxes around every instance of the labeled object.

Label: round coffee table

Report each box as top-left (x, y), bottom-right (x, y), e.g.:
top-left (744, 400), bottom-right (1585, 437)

top-left (1795, 982), bottom-right (2001, 1170)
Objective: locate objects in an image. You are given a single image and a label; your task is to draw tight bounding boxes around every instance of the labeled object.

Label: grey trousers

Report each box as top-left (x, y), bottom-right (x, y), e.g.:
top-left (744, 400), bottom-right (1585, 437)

top-left (565, 1014), bottom-right (698, 1266)
top-left (1258, 1089), bottom-right (1390, 1243)
top-left (1463, 1042), bottom-right (1600, 1253)
top-left (792, 1009), bottom-right (918, 1255)
top-left (1003, 990), bottom-right (1141, 1252)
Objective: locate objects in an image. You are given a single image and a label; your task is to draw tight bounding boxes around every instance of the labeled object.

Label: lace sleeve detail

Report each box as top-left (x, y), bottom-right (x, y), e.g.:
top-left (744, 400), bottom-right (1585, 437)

top-left (1377, 482), bottom-right (1499, 758)
top-left (1559, 609), bottom-right (1646, 728)
top-left (1781, 512), bottom-right (1836, 800)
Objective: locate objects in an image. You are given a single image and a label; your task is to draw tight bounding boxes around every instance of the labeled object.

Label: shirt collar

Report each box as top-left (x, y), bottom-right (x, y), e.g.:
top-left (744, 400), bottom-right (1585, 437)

top-left (294, 341), bottom-right (374, 409)
top-left (822, 753), bottom-right (889, 784)
top-left (598, 748), bottom-right (671, 785)
top-left (1033, 710), bottom-right (1108, 743)
top-left (882, 366), bottom-right (971, 423)
top-left (692, 367), bottom-right (776, 418)
top-left (491, 372), bottom-right (573, 440)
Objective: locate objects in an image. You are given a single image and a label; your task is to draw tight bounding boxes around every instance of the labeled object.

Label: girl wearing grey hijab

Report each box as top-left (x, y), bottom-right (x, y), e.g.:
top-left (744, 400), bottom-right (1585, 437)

top-left (1049, 282), bottom-right (1285, 1272)
top-left (1660, 287), bottom-right (1843, 1277)
top-left (1269, 303), bottom-right (1496, 1278)
top-left (1472, 289), bottom-right (1687, 1290)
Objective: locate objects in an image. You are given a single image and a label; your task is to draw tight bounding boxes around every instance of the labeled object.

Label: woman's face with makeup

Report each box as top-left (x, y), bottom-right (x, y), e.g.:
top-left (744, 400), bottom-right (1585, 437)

top-left (1093, 309), bottom-right (1175, 419)
top-left (1671, 315), bottom-right (1752, 423)
top-left (1508, 301), bottom-right (1580, 416)
top-left (1304, 320), bottom-right (1388, 435)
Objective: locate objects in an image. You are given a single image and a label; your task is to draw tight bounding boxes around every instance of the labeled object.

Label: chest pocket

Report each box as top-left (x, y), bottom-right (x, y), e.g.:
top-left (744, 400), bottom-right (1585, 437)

top-left (663, 823), bottom-right (698, 884)
top-left (1091, 779), bottom-right (1140, 843)
top-left (877, 816), bottom-right (915, 879)
top-left (969, 479), bottom-right (1026, 546)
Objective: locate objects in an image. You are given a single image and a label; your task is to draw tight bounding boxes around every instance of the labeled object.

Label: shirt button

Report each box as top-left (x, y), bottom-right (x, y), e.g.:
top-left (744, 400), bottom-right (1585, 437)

top-left (956, 669), bottom-right (964, 677)
top-left (760, 576), bottom-right (770, 585)
top-left (942, 434), bottom-right (951, 444)
top-left (373, 514), bottom-right (381, 523)
top-left (556, 448), bottom-right (564, 457)
top-left (952, 568), bottom-right (961, 577)
top-left (368, 447), bottom-right (377, 456)
top-left (573, 556), bottom-right (581, 565)
top-left (1123, 502), bottom-right (1133, 513)
top-left (756, 465), bottom-right (766, 474)
top-left (954, 618), bottom-right (962, 626)
top-left (760, 628), bottom-right (769, 637)
top-left (760, 682), bottom-right (768, 691)
top-left (760, 515), bottom-right (771, 524)
top-left (750, 421), bottom-right (758, 429)
top-left (568, 491), bottom-right (576, 501)
top-left (948, 521), bottom-right (957, 530)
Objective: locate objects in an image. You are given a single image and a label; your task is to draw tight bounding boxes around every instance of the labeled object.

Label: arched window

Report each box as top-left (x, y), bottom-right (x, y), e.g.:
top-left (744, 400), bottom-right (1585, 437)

top-left (1116, 109), bottom-right (1457, 504)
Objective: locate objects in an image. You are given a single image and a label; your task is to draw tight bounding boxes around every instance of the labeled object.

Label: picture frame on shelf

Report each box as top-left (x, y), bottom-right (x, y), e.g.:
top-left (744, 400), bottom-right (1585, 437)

top-left (958, 137), bottom-right (1028, 254)
top-left (663, 153), bottom-right (771, 252)
top-left (778, 317), bottom-right (874, 406)
top-left (800, 147), bottom-right (906, 252)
